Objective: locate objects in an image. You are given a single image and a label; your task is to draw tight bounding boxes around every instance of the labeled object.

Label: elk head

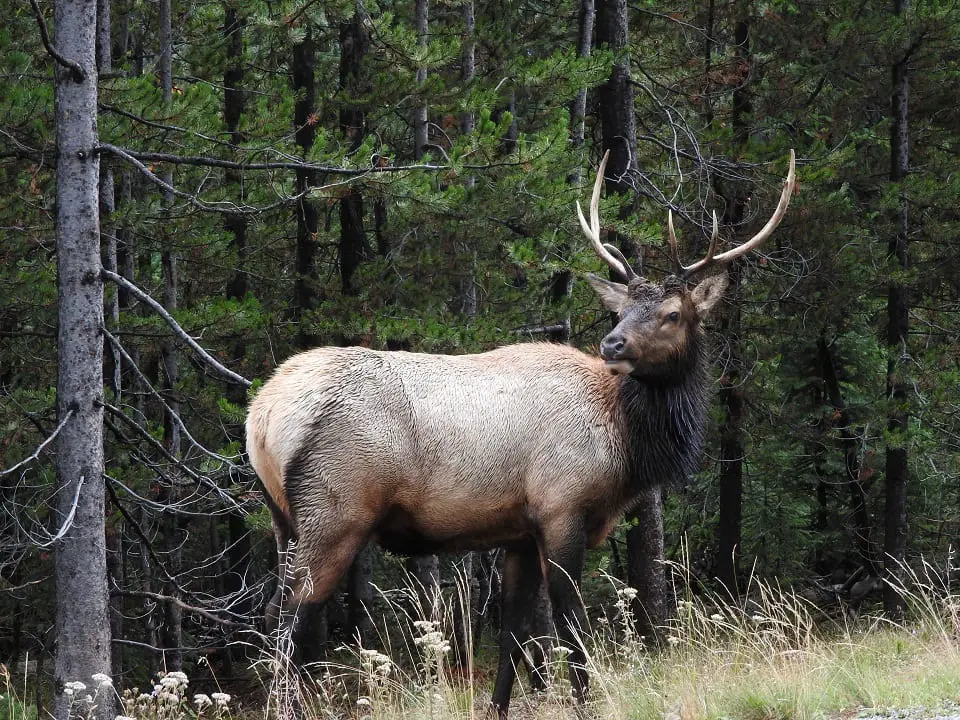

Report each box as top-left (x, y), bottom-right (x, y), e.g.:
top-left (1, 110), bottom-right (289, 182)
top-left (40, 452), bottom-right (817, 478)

top-left (578, 150), bottom-right (796, 378)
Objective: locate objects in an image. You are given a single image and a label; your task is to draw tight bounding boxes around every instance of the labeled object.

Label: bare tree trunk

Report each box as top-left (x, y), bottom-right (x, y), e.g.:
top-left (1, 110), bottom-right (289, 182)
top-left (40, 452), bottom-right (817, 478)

top-left (221, 3), bottom-right (251, 671)
top-left (569, 0), bottom-right (595, 185)
top-left (97, 0), bottom-right (124, 681)
top-left (884, 0), bottom-right (910, 617)
top-left (818, 337), bottom-right (877, 574)
top-left (714, 16), bottom-right (751, 595)
top-left (597, 0), bottom-right (665, 637)
top-left (51, 0), bottom-right (113, 713)
top-left (156, 0), bottom-right (184, 670)
top-left (413, 0), bottom-right (429, 160)
top-left (293, 27), bottom-right (320, 349)
top-left (626, 485), bottom-right (666, 640)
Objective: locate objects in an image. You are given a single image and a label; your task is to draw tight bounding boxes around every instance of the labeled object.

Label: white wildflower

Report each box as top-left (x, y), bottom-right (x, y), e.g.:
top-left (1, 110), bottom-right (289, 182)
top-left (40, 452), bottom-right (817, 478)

top-left (617, 586), bottom-right (638, 602)
top-left (413, 620), bottom-right (437, 633)
top-left (356, 697), bottom-right (372, 707)
top-left (211, 692), bottom-right (231, 707)
top-left (65, 681), bottom-right (88, 693)
top-left (194, 694), bottom-right (213, 709)
top-left (92, 673), bottom-right (113, 688)
top-left (751, 614), bottom-right (764, 624)
top-left (666, 635), bottom-right (681, 646)
top-left (159, 691), bottom-right (180, 705)
top-left (710, 613), bottom-right (723, 622)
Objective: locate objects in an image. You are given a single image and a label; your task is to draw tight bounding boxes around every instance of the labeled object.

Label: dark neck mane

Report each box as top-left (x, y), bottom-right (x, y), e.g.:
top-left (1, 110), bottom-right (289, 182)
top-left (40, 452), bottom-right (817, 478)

top-left (618, 337), bottom-right (710, 490)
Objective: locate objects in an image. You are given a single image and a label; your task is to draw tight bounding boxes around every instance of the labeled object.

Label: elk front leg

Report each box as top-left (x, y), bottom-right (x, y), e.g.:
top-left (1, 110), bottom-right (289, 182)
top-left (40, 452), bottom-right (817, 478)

top-left (491, 537), bottom-right (547, 719)
top-left (542, 519), bottom-right (588, 705)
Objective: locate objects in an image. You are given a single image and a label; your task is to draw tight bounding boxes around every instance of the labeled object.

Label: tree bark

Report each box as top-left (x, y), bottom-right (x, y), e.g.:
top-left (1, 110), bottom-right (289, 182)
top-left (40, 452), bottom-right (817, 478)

top-left (884, 0), bottom-right (910, 617)
top-left (596, 0), bottom-right (637, 195)
top-left (51, 0), bottom-right (113, 714)
top-left (97, 0), bottom-right (124, 681)
top-left (597, 0), bottom-right (666, 635)
top-left (714, 16), bottom-right (751, 595)
top-left (339, 10), bottom-right (370, 297)
top-left (157, 0), bottom-right (183, 669)
top-left (413, 0), bottom-right (429, 159)
top-left (293, 27), bottom-right (320, 348)
top-left (817, 337), bottom-right (877, 574)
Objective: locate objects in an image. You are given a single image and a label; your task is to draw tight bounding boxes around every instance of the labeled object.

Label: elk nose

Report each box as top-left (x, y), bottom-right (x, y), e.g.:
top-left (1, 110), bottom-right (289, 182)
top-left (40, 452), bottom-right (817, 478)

top-left (600, 335), bottom-right (626, 359)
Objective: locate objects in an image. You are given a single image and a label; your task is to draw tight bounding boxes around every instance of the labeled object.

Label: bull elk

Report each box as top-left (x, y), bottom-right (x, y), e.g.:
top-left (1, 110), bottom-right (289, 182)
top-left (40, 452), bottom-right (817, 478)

top-left (246, 150), bottom-right (796, 716)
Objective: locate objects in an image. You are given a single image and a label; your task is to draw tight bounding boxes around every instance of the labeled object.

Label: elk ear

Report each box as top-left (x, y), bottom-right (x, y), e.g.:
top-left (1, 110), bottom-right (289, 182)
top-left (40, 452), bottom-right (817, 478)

top-left (690, 274), bottom-right (729, 316)
top-left (587, 274), bottom-right (630, 313)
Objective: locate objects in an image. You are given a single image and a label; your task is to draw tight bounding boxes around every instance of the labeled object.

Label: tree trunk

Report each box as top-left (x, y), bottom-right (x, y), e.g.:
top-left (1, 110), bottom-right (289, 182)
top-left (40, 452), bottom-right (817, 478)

top-left (596, 0), bottom-right (637, 195)
top-left (413, 0), bottom-right (429, 159)
top-left (97, 0), bottom-right (124, 681)
top-left (597, 0), bottom-right (666, 635)
top-left (293, 28), bottom-right (320, 349)
top-left (51, 0), bottom-right (113, 713)
top-left (714, 15), bottom-right (751, 595)
top-left (884, 0), bottom-right (910, 616)
top-left (817, 337), bottom-right (877, 573)
top-left (339, 10), bottom-right (371, 297)
top-left (626, 486), bottom-right (666, 641)
top-left (157, 0), bottom-right (183, 669)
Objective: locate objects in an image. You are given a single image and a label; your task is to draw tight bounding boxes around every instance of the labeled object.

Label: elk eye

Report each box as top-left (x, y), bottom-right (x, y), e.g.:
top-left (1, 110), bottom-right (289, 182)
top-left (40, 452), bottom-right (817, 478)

top-left (666, 311), bottom-right (680, 323)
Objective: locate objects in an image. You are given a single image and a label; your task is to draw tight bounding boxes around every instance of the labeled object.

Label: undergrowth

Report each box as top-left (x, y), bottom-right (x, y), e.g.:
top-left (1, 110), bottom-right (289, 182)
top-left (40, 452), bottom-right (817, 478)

top-left (4, 556), bottom-right (958, 720)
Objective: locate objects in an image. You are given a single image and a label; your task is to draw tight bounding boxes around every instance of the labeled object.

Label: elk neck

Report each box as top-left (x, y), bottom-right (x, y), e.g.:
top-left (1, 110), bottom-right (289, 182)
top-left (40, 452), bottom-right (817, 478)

top-left (615, 333), bottom-right (710, 492)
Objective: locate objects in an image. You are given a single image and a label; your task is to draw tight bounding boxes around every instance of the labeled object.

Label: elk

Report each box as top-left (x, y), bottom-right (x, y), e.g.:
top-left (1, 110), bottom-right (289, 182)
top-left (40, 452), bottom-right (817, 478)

top-left (246, 150), bottom-right (795, 716)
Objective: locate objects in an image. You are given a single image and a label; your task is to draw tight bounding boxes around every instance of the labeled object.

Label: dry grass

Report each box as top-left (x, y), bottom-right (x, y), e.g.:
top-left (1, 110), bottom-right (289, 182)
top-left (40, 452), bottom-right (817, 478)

top-left (4, 558), bottom-right (958, 720)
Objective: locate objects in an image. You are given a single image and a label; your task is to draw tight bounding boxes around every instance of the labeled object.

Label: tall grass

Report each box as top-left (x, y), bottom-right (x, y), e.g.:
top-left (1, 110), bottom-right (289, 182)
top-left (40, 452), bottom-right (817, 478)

top-left (261, 557), bottom-right (959, 720)
top-left (4, 556), bottom-right (958, 720)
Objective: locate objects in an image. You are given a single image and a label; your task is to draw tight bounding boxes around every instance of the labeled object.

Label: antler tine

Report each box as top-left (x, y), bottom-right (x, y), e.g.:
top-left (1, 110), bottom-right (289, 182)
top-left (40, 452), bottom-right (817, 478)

top-left (676, 149), bottom-right (797, 277)
top-left (602, 243), bottom-right (636, 280)
top-left (577, 150), bottom-right (636, 281)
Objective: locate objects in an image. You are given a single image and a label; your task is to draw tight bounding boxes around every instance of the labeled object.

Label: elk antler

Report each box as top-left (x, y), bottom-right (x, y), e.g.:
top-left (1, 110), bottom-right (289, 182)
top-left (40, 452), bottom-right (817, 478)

top-left (577, 150), bottom-right (638, 282)
top-left (668, 149), bottom-right (796, 277)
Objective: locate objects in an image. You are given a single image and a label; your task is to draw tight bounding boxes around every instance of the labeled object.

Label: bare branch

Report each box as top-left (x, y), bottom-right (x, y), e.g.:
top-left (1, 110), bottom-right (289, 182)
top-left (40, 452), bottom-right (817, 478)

top-left (101, 406), bottom-right (245, 511)
top-left (102, 328), bottom-right (244, 470)
top-left (36, 475), bottom-right (84, 548)
top-left (1, 409), bottom-right (73, 477)
top-left (96, 145), bottom-right (528, 175)
top-left (29, 0), bottom-right (85, 82)
top-left (101, 269), bottom-right (251, 388)
top-left (111, 589), bottom-right (252, 629)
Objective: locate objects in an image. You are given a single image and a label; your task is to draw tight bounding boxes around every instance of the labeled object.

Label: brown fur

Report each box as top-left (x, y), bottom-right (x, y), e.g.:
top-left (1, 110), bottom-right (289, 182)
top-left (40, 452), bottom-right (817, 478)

top-left (247, 275), bottom-right (727, 717)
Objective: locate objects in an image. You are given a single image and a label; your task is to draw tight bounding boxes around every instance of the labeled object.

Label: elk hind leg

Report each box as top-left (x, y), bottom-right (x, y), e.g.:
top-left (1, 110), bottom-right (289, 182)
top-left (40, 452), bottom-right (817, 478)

top-left (276, 522), bottom-right (370, 663)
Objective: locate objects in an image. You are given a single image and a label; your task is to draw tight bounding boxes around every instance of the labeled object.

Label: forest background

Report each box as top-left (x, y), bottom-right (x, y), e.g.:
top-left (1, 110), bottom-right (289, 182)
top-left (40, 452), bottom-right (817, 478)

top-left (1, 0), bottom-right (959, 716)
